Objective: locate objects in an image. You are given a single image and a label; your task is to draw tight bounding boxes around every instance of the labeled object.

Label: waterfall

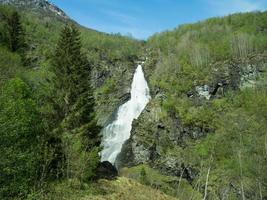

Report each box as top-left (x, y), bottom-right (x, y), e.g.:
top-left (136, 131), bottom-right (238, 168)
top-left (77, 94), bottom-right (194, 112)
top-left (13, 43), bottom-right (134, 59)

top-left (101, 64), bottom-right (151, 164)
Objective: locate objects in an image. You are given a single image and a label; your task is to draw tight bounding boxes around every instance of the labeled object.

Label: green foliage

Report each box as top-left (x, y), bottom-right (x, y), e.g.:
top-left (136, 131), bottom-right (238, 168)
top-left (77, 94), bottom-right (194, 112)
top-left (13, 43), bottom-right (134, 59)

top-left (140, 167), bottom-right (149, 185)
top-left (176, 87), bottom-right (267, 199)
top-left (120, 165), bottom-right (202, 200)
top-left (51, 24), bottom-right (102, 184)
top-left (0, 7), bottom-right (25, 52)
top-left (0, 46), bottom-right (23, 85)
top-left (2, 3), bottom-right (266, 200)
top-left (99, 77), bottom-right (117, 94)
top-left (145, 11), bottom-right (267, 199)
top-left (147, 11), bottom-right (267, 99)
top-left (7, 11), bottom-right (25, 52)
top-left (0, 5), bottom-right (143, 199)
top-left (53, 25), bottom-right (88, 110)
top-left (80, 29), bottom-right (142, 62)
top-left (0, 78), bottom-right (44, 199)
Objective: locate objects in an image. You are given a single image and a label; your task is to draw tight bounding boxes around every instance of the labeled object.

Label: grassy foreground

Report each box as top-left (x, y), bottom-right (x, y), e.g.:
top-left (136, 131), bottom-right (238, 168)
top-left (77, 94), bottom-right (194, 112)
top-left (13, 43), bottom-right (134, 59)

top-left (36, 177), bottom-right (178, 200)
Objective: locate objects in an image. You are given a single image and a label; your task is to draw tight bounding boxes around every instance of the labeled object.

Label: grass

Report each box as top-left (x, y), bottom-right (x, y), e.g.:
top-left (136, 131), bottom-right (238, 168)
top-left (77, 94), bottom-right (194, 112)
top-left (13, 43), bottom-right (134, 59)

top-left (30, 177), bottom-right (178, 200)
top-left (120, 164), bottom-right (202, 200)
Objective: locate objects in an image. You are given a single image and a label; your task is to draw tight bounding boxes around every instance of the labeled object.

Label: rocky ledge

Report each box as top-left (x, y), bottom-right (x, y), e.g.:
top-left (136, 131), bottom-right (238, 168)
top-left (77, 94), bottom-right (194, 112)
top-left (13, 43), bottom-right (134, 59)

top-left (0, 0), bottom-right (69, 19)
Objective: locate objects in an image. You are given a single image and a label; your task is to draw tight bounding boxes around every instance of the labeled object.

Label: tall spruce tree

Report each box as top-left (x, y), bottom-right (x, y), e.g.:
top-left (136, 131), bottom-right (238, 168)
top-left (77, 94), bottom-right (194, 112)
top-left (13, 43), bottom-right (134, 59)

top-left (52, 24), bottom-right (101, 181)
top-left (53, 25), bottom-right (90, 111)
top-left (7, 11), bottom-right (25, 52)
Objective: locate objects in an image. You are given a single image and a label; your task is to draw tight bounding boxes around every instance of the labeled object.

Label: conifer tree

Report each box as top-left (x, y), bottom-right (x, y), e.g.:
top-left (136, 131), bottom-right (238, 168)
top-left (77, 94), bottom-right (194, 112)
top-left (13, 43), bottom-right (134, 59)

top-left (7, 11), bottom-right (25, 52)
top-left (53, 25), bottom-right (90, 111)
top-left (52, 24), bottom-right (101, 181)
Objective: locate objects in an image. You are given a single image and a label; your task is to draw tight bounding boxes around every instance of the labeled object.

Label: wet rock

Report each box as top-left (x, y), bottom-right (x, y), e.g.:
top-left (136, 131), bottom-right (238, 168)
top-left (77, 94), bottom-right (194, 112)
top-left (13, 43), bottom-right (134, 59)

top-left (116, 138), bottom-right (152, 169)
top-left (115, 139), bottom-right (135, 169)
top-left (95, 161), bottom-right (118, 180)
top-left (119, 92), bottom-right (131, 103)
top-left (210, 80), bottom-right (228, 96)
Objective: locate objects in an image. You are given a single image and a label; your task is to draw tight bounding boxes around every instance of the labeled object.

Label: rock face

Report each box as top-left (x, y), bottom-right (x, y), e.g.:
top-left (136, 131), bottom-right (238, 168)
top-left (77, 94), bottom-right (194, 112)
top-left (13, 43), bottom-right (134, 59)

top-left (0, 0), bottom-right (69, 19)
top-left (93, 61), bottom-right (137, 127)
top-left (187, 54), bottom-right (267, 101)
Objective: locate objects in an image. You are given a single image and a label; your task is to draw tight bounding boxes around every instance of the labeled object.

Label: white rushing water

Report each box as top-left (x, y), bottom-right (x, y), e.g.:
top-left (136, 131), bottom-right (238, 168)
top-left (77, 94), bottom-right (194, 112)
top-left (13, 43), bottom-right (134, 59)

top-left (101, 64), bottom-right (151, 164)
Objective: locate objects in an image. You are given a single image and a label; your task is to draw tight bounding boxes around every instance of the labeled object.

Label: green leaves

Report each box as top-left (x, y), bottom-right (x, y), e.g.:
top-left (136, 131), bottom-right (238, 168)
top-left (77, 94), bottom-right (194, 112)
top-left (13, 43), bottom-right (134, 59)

top-left (51, 24), bottom-right (101, 183)
top-left (0, 78), bottom-right (44, 198)
top-left (53, 25), bottom-right (90, 111)
top-left (0, 8), bottom-right (25, 52)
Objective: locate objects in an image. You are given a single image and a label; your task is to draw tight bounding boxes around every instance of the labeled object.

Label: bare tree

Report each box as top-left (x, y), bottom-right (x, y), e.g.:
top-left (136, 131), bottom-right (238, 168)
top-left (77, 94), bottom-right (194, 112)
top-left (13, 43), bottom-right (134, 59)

top-left (190, 44), bottom-right (210, 68)
top-left (231, 33), bottom-right (254, 59)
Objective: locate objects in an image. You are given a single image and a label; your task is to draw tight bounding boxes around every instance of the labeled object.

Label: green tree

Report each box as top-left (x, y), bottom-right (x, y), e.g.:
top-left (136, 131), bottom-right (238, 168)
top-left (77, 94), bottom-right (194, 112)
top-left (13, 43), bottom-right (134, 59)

top-left (0, 78), bottom-right (44, 199)
top-left (53, 25), bottom-right (90, 113)
top-left (52, 24), bottom-right (101, 182)
top-left (7, 11), bottom-right (25, 52)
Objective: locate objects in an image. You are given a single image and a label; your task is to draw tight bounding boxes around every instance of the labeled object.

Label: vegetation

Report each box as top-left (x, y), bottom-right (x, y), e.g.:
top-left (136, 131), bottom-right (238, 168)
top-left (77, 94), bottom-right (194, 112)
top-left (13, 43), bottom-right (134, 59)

top-left (0, 3), bottom-right (266, 200)
top-left (0, 78), bottom-right (44, 198)
top-left (0, 5), bottom-right (142, 200)
top-left (120, 165), bottom-right (202, 200)
top-left (141, 11), bottom-right (267, 199)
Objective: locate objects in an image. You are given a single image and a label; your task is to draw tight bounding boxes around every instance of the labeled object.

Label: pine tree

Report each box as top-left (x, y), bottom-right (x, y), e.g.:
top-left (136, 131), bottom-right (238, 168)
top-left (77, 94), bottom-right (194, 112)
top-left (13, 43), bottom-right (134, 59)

top-left (52, 24), bottom-right (101, 181)
top-left (53, 25), bottom-right (90, 111)
top-left (7, 11), bottom-right (25, 52)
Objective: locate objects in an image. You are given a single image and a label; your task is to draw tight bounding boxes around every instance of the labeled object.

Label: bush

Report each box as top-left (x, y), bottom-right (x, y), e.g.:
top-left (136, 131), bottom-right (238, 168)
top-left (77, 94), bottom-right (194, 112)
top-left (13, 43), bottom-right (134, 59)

top-left (0, 78), bottom-right (44, 199)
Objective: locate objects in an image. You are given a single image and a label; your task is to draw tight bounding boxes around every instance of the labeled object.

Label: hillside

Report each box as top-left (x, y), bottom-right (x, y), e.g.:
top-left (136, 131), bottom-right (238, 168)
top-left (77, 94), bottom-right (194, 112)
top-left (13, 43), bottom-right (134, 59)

top-left (0, 0), bottom-right (143, 125)
top-left (0, 1), bottom-right (144, 199)
top-left (0, 1), bottom-right (267, 200)
top-left (119, 11), bottom-right (267, 200)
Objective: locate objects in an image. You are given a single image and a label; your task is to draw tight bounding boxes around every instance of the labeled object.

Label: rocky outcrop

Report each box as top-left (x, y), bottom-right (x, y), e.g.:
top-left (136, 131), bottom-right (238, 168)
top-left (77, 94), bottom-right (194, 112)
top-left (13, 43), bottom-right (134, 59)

top-left (187, 54), bottom-right (267, 100)
top-left (116, 94), bottom-right (205, 182)
top-left (0, 0), bottom-right (69, 19)
top-left (155, 158), bottom-right (198, 183)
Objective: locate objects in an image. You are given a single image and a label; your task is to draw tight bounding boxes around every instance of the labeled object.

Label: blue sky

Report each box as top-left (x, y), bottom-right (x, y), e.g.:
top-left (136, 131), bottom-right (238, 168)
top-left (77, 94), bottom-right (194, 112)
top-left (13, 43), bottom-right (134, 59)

top-left (51, 0), bottom-right (267, 39)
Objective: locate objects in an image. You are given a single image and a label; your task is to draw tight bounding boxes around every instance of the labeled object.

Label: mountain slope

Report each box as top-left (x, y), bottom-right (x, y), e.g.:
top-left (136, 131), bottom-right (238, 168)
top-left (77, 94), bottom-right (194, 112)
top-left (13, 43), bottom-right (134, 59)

top-left (1, 1), bottom-right (267, 200)
top-left (0, 0), bottom-right (143, 125)
top-left (0, 1), bottom-right (144, 199)
top-left (118, 11), bottom-right (267, 200)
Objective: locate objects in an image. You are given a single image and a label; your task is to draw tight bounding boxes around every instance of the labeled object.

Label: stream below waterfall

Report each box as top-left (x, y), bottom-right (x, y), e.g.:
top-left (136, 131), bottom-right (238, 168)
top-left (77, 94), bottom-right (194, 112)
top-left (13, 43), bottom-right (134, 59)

top-left (101, 63), bottom-right (151, 165)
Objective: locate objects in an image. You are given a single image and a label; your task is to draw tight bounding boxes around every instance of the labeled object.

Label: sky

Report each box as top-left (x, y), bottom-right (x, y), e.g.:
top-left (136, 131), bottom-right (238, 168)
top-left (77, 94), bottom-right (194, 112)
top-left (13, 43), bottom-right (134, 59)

top-left (51, 0), bottom-right (267, 39)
